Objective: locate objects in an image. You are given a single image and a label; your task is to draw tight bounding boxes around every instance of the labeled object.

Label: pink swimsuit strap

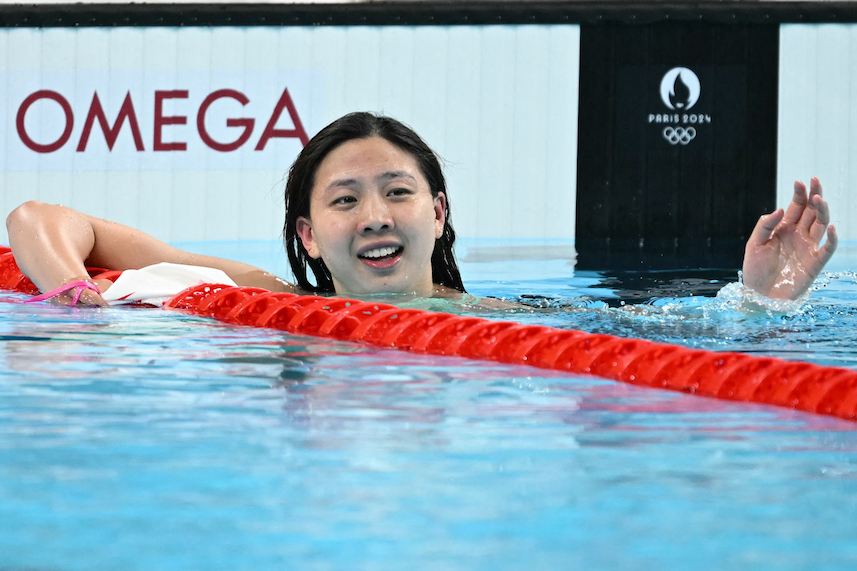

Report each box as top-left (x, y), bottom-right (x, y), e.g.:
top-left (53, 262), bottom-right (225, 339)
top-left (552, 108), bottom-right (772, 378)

top-left (24, 281), bottom-right (101, 305)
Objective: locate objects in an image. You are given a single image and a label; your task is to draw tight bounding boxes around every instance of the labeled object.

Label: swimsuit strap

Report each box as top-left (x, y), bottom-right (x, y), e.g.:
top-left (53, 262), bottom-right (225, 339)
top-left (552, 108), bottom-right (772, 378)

top-left (24, 281), bottom-right (101, 305)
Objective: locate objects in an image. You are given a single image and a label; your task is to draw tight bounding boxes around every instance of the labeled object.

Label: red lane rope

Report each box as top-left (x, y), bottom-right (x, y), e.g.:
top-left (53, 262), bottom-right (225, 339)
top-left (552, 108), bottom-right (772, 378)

top-left (1, 247), bottom-right (855, 422)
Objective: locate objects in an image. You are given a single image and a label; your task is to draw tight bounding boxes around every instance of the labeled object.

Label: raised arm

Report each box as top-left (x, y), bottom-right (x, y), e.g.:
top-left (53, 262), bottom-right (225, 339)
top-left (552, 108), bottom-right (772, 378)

top-left (6, 201), bottom-right (294, 303)
top-left (742, 178), bottom-right (837, 300)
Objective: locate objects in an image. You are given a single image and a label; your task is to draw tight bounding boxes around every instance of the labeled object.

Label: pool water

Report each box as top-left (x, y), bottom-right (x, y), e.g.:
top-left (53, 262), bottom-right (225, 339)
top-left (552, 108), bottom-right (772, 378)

top-left (1, 239), bottom-right (856, 570)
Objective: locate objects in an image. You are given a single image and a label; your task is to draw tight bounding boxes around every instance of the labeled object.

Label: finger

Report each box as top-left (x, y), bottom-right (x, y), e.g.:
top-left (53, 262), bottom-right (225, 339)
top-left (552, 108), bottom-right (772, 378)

top-left (808, 193), bottom-right (831, 243)
top-left (817, 224), bottom-right (838, 267)
top-left (76, 288), bottom-right (107, 307)
top-left (54, 276), bottom-right (108, 306)
top-left (810, 176), bottom-right (823, 198)
top-left (747, 208), bottom-right (784, 247)
top-left (79, 278), bottom-right (110, 306)
top-left (783, 180), bottom-right (808, 225)
top-left (92, 278), bottom-right (114, 293)
top-left (798, 179), bottom-right (821, 232)
top-left (53, 287), bottom-right (106, 306)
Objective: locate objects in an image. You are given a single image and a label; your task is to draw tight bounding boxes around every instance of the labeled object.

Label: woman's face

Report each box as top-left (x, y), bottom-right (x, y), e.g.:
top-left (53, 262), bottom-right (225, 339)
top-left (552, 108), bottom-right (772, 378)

top-left (295, 136), bottom-right (445, 296)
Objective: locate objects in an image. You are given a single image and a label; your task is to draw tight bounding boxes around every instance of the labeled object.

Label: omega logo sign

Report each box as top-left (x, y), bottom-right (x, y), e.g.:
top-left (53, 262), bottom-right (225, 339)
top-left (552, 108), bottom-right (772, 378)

top-left (15, 87), bottom-right (308, 153)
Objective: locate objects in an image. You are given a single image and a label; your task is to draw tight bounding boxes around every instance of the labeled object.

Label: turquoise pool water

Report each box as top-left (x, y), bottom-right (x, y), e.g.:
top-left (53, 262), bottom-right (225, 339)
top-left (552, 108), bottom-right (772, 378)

top-left (1, 239), bottom-right (856, 570)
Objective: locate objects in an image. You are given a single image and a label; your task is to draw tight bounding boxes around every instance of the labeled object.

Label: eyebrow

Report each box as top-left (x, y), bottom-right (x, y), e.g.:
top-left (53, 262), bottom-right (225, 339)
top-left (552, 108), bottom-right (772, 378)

top-left (376, 170), bottom-right (418, 185)
top-left (324, 170), bottom-right (419, 193)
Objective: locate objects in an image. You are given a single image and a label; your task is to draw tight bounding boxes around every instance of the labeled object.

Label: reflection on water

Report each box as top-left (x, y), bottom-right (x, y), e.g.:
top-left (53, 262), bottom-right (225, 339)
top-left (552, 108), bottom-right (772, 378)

top-left (464, 262), bottom-right (857, 369)
top-left (1, 251), bottom-right (857, 570)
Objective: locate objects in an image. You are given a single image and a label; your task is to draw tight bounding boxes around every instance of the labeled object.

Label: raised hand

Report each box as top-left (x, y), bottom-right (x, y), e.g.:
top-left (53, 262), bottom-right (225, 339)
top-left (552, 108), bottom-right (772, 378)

top-left (742, 177), bottom-right (837, 300)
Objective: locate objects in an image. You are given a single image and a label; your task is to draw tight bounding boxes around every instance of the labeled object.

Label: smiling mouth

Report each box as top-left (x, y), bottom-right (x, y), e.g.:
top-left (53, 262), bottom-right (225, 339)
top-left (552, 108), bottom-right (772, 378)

top-left (358, 246), bottom-right (404, 267)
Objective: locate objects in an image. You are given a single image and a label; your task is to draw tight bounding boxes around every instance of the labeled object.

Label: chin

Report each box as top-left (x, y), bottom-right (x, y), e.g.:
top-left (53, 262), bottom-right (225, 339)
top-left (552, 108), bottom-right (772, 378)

top-left (370, 282), bottom-right (418, 295)
top-left (344, 279), bottom-right (423, 296)
top-left (336, 266), bottom-right (431, 296)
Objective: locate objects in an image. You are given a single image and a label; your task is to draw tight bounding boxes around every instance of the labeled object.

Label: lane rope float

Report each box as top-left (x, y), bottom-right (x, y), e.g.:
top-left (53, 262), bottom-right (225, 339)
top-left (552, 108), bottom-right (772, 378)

top-left (1, 247), bottom-right (856, 422)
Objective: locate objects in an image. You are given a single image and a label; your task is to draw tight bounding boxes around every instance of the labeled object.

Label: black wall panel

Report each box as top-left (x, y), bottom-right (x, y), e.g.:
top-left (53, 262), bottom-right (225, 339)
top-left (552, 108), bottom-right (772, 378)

top-left (576, 23), bottom-right (779, 270)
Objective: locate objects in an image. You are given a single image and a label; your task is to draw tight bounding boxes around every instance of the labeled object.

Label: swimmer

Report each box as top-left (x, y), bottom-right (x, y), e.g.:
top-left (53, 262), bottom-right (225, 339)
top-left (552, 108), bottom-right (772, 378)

top-left (5, 112), bottom-right (838, 306)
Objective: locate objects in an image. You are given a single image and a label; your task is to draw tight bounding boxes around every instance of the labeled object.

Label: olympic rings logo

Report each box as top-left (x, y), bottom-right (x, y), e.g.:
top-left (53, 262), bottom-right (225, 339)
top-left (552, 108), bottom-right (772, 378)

top-left (662, 126), bottom-right (696, 145)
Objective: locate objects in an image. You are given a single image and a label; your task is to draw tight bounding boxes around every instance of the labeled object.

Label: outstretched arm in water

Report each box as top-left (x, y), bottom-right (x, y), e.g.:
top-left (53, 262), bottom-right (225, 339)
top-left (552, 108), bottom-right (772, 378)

top-left (742, 178), bottom-right (837, 300)
top-left (6, 201), bottom-right (293, 304)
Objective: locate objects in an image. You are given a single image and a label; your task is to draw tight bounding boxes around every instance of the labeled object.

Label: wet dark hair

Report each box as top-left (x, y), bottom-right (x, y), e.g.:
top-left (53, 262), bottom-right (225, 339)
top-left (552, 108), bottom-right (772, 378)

top-left (283, 112), bottom-right (465, 294)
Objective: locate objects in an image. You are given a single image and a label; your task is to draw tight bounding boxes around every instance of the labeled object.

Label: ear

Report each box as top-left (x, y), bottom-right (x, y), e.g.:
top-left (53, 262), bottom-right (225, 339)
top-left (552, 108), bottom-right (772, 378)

top-left (295, 216), bottom-right (321, 259)
top-left (433, 192), bottom-right (447, 240)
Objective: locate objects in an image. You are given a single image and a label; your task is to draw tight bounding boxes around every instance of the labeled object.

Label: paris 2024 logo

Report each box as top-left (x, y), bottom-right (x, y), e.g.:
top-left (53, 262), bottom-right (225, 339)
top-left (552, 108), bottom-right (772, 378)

top-left (648, 67), bottom-right (711, 146)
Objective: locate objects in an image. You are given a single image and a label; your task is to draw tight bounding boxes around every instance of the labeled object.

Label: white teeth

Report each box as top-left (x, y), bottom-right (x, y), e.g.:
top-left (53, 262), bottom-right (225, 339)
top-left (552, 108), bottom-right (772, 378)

top-left (361, 246), bottom-right (400, 259)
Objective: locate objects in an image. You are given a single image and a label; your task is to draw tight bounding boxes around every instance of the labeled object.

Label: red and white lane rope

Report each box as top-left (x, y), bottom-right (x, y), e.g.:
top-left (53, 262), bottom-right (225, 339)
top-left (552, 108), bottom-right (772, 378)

top-left (2, 246), bottom-right (855, 422)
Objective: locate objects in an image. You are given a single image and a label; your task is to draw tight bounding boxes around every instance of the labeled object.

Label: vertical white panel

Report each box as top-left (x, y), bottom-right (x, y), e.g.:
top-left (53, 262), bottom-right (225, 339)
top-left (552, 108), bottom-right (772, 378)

top-left (779, 24), bottom-right (855, 241)
top-left (68, 171), bottom-right (107, 222)
top-left (140, 28), bottom-right (179, 181)
top-left (777, 25), bottom-right (815, 198)
top-left (203, 171), bottom-right (239, 240)
top-left (205, 28), bottom-right (241, 240)
top-left (169, 171), bottom-right (204, 242)
top-left (4, 28), bottom-right (41, 225)
top-left (344, 27), bottom-right (381, 112)
top-left (177, 26), bottom-right (213, 167)
top-left (442, 27), bottom-right (482, 239)
top-left (848, 30), bottom-right (857, 241)
top-left (136, 171), bottom-right (171, 241)
top-left (152, 27), bottom-right (195, 243)
top-left (37, 29), bottom-right (76, 191)
top-left (511, 26), bottom-right (549, 239)
top-left (1, 31), bottom-right (32, 226)
top-left (544, 25), bottom-right (579, 241)
top-left (110, 29), bottom-right (146, 231)
top-left (0, 30), bottom-right (8, 188)
top-left (237, 169), bottom-right (285, 242)
top-left (6, 28), bottom-right (39, 72)
top-left (104, 171), bottom-right (138, 229)
top-left (4, 174), bottom-right (46, 233)
top-left (311, 27), bottom-right (347, 125)
top-left (410, 27), bottom-right (448, 155)
top-left (814, 25), bottom-right (851, 239)
top-left (378, 27), bottom-right (415, 120)
top-left (273, 25), bottom-right (314, 151)
top-left (477, 27), bottom-right (516, 238)
top-left (71, 28), bottom-right (109, 220)
top-left (5, 29), bottom-right (40, 218)
top-left (259, 26), bottom-right (312, 243)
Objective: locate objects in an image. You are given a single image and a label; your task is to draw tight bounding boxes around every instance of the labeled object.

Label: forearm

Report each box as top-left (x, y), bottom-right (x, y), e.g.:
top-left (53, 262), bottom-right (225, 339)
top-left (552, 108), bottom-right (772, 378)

top-left (86, 224), bottom-right (293, 290)
top-left (6, 201), bottom-right (295, 294)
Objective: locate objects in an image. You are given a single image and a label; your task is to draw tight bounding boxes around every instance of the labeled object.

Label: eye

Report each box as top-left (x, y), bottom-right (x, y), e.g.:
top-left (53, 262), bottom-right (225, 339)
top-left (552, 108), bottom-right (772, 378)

top-left (388, 187), bottom-right (413, 198)
top-left (331, 195), bottom-right (357, 206)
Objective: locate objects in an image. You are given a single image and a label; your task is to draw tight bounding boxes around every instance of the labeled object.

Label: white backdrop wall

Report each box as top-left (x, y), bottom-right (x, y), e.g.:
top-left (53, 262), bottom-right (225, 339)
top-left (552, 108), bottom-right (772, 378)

top-left (0, 25), bottom-right (581, 245)
top-left (778, 24), bottom-right (856, 242)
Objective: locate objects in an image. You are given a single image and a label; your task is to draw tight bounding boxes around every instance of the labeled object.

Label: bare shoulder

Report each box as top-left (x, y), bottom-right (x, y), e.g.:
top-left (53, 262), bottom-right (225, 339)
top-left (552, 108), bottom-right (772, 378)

top-left (231, 269), bottom-right (300, 293)
top-left (432, 284), bottom-right (523, 311)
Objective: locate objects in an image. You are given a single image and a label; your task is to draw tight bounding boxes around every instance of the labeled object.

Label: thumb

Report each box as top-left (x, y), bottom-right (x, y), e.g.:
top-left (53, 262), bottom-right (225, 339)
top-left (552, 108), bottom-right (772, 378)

top-left (92, 278), bottom-right (114, 293)
top-left (747, 208), bottom-right (784, 247)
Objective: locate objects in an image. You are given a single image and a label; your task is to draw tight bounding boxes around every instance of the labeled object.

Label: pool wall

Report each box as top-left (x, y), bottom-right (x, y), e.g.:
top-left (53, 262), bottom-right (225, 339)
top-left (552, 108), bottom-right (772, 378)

top-left (0, 2), bottom-right (854, 255)
top-left (778, 23), bottom-right (857, 242)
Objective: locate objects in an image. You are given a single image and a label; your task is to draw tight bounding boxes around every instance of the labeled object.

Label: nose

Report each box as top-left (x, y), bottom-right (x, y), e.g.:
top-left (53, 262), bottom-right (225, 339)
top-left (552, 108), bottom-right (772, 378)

top-left (358, 194), bottom-right (394, 235)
